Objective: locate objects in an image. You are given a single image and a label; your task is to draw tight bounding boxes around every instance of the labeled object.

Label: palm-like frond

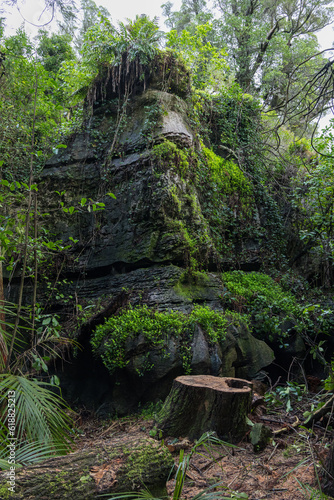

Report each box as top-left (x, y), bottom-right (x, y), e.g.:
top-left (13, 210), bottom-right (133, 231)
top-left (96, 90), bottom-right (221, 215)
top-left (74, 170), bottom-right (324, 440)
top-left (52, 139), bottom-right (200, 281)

top-left (9, 333), bottom-right (79, 374)
top-left (0, 440), bottom-right (71, 470)
top-left (0, 330), bottom-right (8, 372)
top-left (0, 374), bottom-right (73, 463)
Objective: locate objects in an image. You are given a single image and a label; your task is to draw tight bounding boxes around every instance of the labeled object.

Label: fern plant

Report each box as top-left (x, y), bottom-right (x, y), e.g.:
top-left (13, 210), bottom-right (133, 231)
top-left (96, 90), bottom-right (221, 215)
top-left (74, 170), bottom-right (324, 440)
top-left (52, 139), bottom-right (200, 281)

top-left (0, 299), bottom-right (74, 469)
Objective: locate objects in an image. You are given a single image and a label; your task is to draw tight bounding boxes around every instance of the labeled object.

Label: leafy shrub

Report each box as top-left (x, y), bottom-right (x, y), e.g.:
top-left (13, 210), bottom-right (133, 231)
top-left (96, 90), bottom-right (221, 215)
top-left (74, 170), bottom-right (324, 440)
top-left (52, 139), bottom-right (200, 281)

top-left (222, 271), bottom-right (334, 368)
top-left (90, 304), bottom-right (245, 375)
top-left (222, 271), bottom-right (296, 305)
top-left (264, 381), bottom-right (306, 413)
top-left (221, 271), bottom-right (300, 342)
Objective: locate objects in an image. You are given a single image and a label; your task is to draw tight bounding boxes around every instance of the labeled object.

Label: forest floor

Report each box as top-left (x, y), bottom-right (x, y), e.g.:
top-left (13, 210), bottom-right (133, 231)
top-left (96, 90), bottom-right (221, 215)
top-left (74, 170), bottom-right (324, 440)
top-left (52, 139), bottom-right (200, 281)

top-left (73, 389), bottom-right (334, 500)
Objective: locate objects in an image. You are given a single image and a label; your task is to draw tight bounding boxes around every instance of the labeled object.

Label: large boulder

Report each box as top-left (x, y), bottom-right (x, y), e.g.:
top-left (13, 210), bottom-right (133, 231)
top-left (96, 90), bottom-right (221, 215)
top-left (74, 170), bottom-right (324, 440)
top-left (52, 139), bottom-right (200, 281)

top-left (58, 308), bottom-right (274, 417)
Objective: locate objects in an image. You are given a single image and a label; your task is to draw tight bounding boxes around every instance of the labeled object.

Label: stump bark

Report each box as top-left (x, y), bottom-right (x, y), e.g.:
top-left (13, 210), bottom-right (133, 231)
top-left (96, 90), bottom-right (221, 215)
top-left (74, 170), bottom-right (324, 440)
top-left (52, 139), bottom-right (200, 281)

top-left (0, 436), bottom-right (173, 500)
top-left (155, 375), bottom-right (253, 442)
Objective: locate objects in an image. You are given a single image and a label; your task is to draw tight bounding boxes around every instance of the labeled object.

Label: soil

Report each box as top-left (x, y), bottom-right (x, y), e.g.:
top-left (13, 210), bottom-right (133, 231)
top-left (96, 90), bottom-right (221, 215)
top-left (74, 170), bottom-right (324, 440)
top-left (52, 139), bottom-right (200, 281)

top-left (72, 391), bottom-right (334, 500)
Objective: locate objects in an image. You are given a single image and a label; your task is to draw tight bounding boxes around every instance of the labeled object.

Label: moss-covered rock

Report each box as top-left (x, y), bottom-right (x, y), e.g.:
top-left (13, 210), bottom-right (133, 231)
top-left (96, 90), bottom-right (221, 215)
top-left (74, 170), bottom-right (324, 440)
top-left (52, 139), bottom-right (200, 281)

top-left (86, 304), bottom-right (274, 416)
top-left (28, 48), bottom-right (292, 417)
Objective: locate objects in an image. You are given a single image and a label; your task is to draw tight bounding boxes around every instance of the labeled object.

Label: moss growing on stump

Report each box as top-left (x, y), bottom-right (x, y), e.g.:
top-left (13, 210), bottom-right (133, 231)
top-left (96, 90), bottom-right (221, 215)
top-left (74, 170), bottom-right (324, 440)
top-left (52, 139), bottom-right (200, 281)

top-left (155, 375), bottom-right (253, 442)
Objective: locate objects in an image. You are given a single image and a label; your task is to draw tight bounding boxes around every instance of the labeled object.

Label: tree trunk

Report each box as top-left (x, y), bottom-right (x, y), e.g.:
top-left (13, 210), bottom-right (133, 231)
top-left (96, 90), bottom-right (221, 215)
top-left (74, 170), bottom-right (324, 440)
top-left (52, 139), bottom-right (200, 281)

top-left (321, 441), bottom-right (334, 496)
top-left (0, 436), bottom-right (173, 500)
top-left (155, 375), bottom-right (253, 442)
top-left (0, 248), bottom-right (7, 371)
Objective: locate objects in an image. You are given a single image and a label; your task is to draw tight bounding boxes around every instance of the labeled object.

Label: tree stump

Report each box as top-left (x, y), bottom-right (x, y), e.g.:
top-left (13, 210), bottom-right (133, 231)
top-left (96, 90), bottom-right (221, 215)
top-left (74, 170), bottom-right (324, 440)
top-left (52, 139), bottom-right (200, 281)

top-left (0, 436), bottom-right (173, 500)
top-left (155, 375), bottom-right (253, 442)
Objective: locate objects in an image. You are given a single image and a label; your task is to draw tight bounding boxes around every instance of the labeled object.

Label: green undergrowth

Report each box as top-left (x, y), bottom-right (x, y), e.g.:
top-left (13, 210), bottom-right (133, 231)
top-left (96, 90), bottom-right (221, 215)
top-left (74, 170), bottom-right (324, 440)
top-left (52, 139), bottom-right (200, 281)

top-left (222, 270), bottom-right (300, 342)
top-left (222, 271), bottom-right (297, 308)
top-left (221, 271), bottom-right (334, 350)
top-left (90, 304), bottom-right (246, 375)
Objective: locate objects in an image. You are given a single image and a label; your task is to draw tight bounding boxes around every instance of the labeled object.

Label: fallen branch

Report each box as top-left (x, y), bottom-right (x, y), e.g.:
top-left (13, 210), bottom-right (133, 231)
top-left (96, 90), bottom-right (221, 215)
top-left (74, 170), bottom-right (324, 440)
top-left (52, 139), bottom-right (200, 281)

top-left (273, 416), bottom-right (300, 435)
top-left (303, 394), bottom-right (334, 428)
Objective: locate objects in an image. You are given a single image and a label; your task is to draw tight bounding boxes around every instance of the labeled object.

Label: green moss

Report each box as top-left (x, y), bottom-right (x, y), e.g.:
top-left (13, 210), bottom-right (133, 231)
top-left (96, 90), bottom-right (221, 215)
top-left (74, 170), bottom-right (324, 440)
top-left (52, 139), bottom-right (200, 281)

top-left (184, 192), bottom-right (202, 219)
top-left (147, 230), bottom-right (160, 257)
top-left (151, 139), bottom-right (190, 177)
top-left (169, 185), bottom-right (182, 213)
top-left (180, 145), bottom-right (259, 262)
top-left (173, 270), bottom-right (211, 301)
top-left (79, 475), bottom-right (92, 484)
top-left (202, 146), bottom-right (253, 199)
top-left (0, 485), bottom-right (13, 499)
top-left (164, 215), bottom-right (214, 270)
top-left (121, 442), bottom-right (173, 492)
top-left (91, 304), bottom-right (245, 375)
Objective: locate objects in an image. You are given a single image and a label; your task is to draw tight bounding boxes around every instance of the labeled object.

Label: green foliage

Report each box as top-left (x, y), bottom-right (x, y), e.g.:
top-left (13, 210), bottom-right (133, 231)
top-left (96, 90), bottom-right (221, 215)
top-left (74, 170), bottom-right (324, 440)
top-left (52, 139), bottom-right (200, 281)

top-left (91, 304), bottom-right (245, 375)
top-left (209, 85), bottom-right (262, 161)
top-left (164, 0), bottom-right (332, 130)
top-left (73, 0), bottom-right (112, 52)
top-left (222, 271), bottom-right (296, 305)
top-left (56, 14), bottom-right (165, 132)
top-left (0, 296), bottom-right (75, 466)
top-left (138, 400), bottom-right (163, 420)
top-left (0, 374), bottom-right (73, 467)
top-left (291, 123), bottom-right (334, 287)
top-left (36, 30), bottom-right (75, 75)
top-left (202, 146), bottom-right (252, 198)
top-left (221, 271), bottom-right (334, 360)
top-left (0, 34), bottom-right (81, 464)
top-left (0, 179), bottom-right (75, 280)
top-left (0, 29), bottom-right (73, 181)
top-left (264, 381), bottom-right (306, 413)
top-left (189, 305), bottom-right (240, 343)
top-left (214, 0), bottom-right (332, 96)
top-left (162, 0), bottom-right (212, 33)
top-left (222, 271), bottom-right (299, 341)
top-left (151, 140), bottom-right (190, 177)
top-left (80, 15), bottom-right (163, 91)
top-left (166, 23), bottom-right (228, 90)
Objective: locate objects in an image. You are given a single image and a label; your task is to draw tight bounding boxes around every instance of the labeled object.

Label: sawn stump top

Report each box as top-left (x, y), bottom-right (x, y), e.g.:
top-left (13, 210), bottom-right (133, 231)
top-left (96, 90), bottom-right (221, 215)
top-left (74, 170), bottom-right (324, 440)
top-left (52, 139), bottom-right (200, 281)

top-left (175, 375), bottom-right (253, 393)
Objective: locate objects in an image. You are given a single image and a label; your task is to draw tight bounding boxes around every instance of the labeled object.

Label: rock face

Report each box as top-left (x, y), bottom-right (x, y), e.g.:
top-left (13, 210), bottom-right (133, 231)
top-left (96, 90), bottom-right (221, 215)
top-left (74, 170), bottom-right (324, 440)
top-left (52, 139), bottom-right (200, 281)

top-left (60, 317), bottom-right (274, 416)
top-left (40, 73), bottom-right (264, 287)
top-left (36, 53), bottom-right (277, 414)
